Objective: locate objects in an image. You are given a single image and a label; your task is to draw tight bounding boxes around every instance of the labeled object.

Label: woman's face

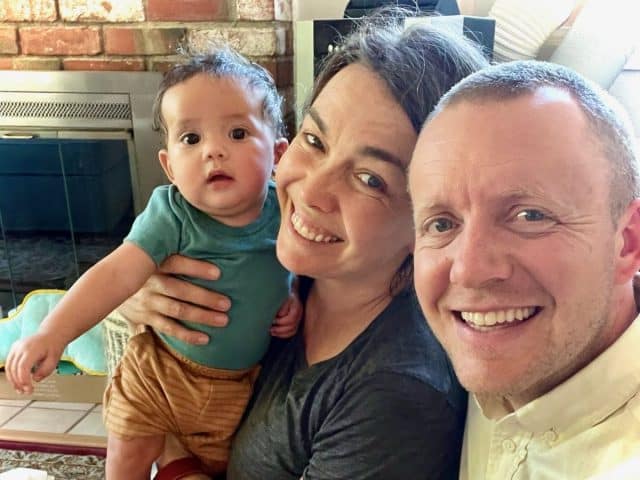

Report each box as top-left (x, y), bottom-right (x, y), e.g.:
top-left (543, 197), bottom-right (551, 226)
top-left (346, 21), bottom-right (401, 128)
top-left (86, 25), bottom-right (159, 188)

top-left (275, 64), bottom-right (417, 288)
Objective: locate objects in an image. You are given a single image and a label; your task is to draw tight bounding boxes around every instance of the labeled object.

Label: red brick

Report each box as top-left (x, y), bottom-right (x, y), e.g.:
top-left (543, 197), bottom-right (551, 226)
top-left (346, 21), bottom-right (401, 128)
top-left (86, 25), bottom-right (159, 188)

top-left (148, 57), bottom-right (182, 73)
top-left (0, 26), bottom-right (18, 54)
top-left (12, 56), bottom-right (61, 69)
top-left (236, 0), bottom-right (274, 20)
top-left (20, 27), bottom-right (102, 55)
top-left (59, 0), bottom-right (144, 22)
top-left (255, 58), bottom-right (291, 87)
top-left (0, 57), bottom-right (14, 69)
top-left (189, 26), bottom-right (286, 57)
top-left (104, 27), bottom-right (185, 55)
top-left (147, 0), bottom-right (227, 21)
top-left (0, 0), bottom-right (57, 22)
top-left (63, 57), bottom-right (145, 71)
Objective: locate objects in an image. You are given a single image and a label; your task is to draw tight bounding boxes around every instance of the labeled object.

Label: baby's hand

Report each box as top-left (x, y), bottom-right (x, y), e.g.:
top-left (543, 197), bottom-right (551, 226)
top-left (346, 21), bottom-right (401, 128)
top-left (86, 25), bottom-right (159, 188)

top-left (5, 333), bottom-right (64, 395)
top-left (270, 290), bottom-right (303, 339)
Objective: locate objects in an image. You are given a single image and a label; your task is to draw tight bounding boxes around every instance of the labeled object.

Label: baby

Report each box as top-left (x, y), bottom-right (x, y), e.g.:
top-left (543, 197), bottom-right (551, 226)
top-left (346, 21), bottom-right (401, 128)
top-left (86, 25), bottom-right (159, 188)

top-left (6, 47), bottom-right (297, 479)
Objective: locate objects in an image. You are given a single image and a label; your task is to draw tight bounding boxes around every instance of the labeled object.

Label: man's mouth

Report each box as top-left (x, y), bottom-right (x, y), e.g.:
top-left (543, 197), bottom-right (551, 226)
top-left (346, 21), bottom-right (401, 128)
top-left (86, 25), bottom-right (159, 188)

top-left (291, 211), bottom-right (341, 243)
top-left (456, 306), bottom-right (539, 330)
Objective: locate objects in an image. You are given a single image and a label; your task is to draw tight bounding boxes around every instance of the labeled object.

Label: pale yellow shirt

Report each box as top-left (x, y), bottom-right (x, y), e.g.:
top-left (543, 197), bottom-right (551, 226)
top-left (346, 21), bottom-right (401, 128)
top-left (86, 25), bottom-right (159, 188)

top-left (459, 316), bottom-right (640, 480)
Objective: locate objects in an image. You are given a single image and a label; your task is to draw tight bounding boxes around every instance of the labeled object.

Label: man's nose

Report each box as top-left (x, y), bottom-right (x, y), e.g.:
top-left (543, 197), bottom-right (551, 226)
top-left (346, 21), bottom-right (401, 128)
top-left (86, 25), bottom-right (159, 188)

top-left (449, 222), bottom-right (513, 288)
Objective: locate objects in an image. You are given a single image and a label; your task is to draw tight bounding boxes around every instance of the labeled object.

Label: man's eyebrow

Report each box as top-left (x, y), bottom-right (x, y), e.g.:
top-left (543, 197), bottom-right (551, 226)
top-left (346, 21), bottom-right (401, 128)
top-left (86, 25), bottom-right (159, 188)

top-left (308, 107), bottom-right (328, 134)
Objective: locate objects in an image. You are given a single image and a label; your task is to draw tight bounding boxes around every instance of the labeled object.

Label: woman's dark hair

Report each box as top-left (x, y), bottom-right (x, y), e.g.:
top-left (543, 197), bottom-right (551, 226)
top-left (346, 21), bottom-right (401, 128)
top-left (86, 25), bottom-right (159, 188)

top-left (152, 45), bottom-right (285, 143)
top-left (307, 8), bottom-right (489, 295)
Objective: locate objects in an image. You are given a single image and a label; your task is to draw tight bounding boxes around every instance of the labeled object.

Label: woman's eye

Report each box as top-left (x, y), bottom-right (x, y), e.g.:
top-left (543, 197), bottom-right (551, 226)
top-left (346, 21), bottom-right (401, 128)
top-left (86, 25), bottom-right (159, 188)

top-left (303, 132), bottom-right (324, 151)
top-left (230, 128), bottom-right (248, 140)
top-left (180, 133), bottom-right (200, 145)
top-left (356, 172), bottom-right (385, 191)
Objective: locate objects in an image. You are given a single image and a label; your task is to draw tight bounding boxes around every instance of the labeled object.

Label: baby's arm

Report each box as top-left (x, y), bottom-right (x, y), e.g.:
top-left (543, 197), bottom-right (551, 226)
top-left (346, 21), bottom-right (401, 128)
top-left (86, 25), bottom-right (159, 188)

top-left (5, 242), bottom-right (156, 394)
top-left (270, 279), bottom-right (303, 339)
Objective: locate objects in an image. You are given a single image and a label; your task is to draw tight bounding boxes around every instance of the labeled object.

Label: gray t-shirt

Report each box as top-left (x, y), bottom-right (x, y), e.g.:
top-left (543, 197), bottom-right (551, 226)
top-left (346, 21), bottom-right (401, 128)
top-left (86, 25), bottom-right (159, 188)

top-left (227, 289), bottom-right (466, 479)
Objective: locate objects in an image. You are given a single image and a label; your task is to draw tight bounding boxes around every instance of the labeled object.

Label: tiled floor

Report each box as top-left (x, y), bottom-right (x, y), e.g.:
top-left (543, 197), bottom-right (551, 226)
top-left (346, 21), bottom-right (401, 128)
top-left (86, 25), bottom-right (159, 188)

top-left (0, 398), bottom-right (106, 442)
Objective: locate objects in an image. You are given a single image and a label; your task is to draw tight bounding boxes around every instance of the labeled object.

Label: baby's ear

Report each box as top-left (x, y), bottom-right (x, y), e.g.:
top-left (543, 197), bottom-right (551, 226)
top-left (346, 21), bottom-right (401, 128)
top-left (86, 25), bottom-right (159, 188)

top-left (273, 138), bottom-right (289, 165)
top-left (158, 149), bottom-right (174, 182)
top-left (614, 199), bottom-right (640, 284)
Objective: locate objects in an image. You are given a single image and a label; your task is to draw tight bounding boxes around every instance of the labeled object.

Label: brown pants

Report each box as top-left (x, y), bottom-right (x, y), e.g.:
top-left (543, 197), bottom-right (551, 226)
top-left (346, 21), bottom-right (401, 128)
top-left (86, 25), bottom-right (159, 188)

top-left (103, 330), bottom-right (259, 474)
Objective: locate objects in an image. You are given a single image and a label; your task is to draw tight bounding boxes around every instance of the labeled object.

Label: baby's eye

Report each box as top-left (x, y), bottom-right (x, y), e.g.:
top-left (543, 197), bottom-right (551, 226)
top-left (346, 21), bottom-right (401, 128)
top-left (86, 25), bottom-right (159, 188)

top-left (355, 172), bottom-right (385, 191)
top-left (230, 128), bottom-right (248, 140)
top-left (303, 132), bottom-right (324, 151)
top-left (180, 133), bottom-right (200, 145)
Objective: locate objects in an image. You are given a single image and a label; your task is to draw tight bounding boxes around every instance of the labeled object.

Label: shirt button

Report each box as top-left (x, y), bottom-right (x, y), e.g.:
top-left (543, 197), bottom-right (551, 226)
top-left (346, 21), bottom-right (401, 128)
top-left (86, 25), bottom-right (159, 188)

top-left (543, 430), bottom-right (558, 443)
top-left (502, 439), bottom-right (516, 452)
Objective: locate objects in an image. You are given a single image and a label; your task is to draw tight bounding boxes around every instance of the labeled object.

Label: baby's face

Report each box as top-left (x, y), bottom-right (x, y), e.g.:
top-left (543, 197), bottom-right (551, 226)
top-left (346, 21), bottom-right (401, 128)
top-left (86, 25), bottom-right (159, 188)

top-left (158, 73), bottom-right (281, 227)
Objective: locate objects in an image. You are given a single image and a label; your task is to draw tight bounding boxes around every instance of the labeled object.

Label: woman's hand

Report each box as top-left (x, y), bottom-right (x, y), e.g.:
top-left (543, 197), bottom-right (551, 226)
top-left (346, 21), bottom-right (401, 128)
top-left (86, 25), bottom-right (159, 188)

top-left (118, 254), bottom-right (231, 345)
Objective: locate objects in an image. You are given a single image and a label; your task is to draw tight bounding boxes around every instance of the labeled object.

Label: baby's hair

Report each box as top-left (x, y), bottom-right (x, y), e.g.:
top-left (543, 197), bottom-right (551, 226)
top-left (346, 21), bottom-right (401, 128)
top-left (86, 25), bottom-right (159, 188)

top-left (152, 45), bottom-right (285, 142)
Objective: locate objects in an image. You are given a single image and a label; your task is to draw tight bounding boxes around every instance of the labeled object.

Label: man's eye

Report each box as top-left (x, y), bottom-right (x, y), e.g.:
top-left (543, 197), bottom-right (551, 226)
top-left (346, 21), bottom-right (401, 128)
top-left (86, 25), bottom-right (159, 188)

top-left (516, 209), bottom-right (547, 222)
top-left (425, 217), bottom-right (457, 234)
top-left (355, 172), bottom-right (385, 191)
top-left (230, 128), bottom-right (248, 140)
top-left (304, 132), bottom-right (324, 151)
top-left (180, 133), bottom-right (200, 145)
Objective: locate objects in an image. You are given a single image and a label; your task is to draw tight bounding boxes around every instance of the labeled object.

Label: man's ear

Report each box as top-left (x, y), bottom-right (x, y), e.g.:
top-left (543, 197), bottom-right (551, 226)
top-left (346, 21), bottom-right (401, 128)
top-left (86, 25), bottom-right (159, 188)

top-left (615, 199), bottom-right (640, 284)
top-left (158, 149), bottom-right (174, 182)
top-left (273, 138), bottom-right (289, 165)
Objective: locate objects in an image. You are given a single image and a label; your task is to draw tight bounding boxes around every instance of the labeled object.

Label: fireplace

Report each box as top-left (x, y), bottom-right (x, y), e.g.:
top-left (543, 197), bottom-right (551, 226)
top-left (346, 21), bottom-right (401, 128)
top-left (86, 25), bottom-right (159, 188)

top-left (0, 71), bottom-right (163, 313)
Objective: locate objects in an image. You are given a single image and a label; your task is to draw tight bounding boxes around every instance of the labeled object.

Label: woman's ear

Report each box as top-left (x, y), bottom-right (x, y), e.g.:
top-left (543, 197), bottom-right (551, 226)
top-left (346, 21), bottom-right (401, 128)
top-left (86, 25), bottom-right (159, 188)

top-left (273, 138), bottom-right (289, 165)
top-left (614, 199), bottom-right (640, 284)
top-left (158, 149), bottom-right (175, 182)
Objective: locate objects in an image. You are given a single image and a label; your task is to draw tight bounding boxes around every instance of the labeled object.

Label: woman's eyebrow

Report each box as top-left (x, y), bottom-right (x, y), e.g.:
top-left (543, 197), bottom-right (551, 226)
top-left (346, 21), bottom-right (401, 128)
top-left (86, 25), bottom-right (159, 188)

top-left (359, 145), bottom-right (405, 169)
top-left (308, 106), bottom-right (327, 134)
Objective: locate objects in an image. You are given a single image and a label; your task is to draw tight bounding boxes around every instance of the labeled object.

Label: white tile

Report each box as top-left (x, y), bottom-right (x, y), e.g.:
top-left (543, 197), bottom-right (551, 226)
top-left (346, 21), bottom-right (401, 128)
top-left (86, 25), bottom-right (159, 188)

top-left (30, 401), bottom-right (95, 411)
top-left (91, 404), bottom-right (102, 413)
top-left (0, 399), bottom-right (32, 407)
top-left (0, 405), bottom-right (23, 425)
top-left (2, 407), bottom-right (86, 433)
top-left (68, 412), bottom-right (107, 437)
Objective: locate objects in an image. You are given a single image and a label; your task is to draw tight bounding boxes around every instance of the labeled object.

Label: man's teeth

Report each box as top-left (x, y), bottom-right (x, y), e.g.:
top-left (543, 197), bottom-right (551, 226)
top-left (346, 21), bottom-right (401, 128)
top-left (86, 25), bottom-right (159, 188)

top-left (460, 307), bottom-right (536, 327)
top-left (291, 212), bottom-right (339, 243)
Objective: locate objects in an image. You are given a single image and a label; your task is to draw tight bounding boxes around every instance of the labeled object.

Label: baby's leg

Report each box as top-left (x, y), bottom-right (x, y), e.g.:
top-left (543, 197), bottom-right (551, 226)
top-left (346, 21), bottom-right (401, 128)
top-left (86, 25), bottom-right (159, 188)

top-left (106, 433), bottom-right (164, 480)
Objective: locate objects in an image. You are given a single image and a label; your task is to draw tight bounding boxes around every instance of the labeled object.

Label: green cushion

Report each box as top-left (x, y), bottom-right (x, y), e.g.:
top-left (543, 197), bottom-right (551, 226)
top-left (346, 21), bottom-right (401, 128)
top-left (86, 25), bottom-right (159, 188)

top-left (0, 289), bottom-right (107, 375)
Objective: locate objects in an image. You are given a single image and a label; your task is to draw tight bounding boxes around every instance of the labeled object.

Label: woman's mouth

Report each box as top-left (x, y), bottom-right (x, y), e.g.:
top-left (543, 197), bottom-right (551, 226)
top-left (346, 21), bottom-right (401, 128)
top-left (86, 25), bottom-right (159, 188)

top-left (291, 212), bottom-right (341, 243)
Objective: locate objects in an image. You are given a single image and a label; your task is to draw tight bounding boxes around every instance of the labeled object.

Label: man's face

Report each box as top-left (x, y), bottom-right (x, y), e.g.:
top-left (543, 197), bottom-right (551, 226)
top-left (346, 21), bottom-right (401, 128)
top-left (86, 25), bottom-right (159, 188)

top-left (409, 88), bottom-right (628, 408)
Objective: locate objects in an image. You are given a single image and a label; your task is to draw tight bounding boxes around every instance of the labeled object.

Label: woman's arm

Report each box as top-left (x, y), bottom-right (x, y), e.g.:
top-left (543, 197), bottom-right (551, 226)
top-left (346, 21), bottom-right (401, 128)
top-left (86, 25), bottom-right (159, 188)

top-left (118, 254), bottom-right (232, 345)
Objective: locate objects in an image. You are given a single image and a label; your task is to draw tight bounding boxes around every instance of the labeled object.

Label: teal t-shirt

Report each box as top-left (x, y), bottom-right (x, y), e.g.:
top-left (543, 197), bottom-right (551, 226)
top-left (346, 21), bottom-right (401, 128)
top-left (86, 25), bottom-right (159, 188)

top-left (125, 183), bottom-right (291, 369)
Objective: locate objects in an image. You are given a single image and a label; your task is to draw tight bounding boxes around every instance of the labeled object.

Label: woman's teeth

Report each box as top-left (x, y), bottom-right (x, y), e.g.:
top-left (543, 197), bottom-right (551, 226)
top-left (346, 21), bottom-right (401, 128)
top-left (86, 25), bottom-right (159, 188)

top-left (291, 212), bottom-right (339, 243)
top-left (460, 307), bottom-right (536, 327)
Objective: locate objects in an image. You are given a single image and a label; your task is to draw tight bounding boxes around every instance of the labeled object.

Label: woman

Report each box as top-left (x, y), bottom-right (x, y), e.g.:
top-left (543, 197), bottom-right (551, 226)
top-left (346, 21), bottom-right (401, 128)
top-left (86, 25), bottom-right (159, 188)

top-left (121, 11), bottom-right (489, 480)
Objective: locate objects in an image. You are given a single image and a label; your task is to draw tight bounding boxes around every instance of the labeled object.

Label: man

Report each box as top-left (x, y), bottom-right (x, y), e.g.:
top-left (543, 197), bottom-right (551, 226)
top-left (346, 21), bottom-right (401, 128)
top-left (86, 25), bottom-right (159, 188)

top-left (409, 60), bottom-right (640, 479)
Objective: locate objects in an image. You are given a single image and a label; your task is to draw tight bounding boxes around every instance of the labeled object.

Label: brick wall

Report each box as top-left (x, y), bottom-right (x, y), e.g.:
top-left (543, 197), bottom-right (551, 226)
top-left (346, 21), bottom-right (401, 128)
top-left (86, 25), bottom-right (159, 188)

top-left (0, 0), bottom-right (293, 93)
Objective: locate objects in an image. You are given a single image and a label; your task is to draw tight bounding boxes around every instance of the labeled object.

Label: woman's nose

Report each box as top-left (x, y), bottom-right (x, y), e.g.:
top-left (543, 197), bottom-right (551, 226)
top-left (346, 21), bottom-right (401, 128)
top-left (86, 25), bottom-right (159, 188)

top-left (299, 164), bottom-right (339, 213)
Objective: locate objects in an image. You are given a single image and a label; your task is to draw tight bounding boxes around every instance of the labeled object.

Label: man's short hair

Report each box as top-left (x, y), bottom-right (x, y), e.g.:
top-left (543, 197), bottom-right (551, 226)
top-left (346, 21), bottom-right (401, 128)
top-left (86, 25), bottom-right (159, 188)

top-left (427, 60), bottom-right (639, 221)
